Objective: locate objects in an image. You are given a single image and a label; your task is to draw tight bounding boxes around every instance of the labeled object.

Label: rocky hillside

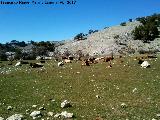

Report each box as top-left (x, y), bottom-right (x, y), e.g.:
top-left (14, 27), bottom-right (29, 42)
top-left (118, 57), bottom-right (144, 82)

top-left (56, 21), bottom-right (160, 56)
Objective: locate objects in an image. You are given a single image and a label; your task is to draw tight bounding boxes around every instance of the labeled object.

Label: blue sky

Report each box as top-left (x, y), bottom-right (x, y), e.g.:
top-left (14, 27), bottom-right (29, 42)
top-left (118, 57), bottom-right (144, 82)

top-left (0, 0), bottom-right (160, 43)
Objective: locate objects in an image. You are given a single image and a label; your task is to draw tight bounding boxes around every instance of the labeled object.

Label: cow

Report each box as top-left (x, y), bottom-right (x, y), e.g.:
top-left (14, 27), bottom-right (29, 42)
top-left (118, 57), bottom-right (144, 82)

top-left (141, 61), bottom-right (150, 68)
top-left (94, 57), bottom-right (104, 63)
top-left (64, 59), bottom-right (71, 63)
top-left (81, 59), bottom-right (90, 66)
top-left (88, 57), bottom-right (96, 64)
top-left (103, 56), bottom-right (114, 62)
top-left (30, 63), bottom-right (43, 68)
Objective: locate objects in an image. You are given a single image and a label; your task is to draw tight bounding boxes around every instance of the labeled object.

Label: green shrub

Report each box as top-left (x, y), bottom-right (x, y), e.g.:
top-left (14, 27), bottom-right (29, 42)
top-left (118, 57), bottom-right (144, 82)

top-left (120, 22), bottom-right (126, 26)
top-left (133, 14), bottom-right (160, 42)
top-left (114, 35), bottom-right (120, 39)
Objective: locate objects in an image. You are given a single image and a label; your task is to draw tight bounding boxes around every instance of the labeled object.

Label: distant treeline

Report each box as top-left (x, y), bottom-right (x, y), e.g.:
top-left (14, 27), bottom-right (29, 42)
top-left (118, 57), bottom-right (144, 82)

top-left (0, 40), bottom-right (56, 61)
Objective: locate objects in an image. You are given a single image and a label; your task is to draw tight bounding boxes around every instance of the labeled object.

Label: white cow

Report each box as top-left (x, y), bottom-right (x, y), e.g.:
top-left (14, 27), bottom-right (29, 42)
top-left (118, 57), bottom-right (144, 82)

top-left (141, 61), bottom-right (150, 68)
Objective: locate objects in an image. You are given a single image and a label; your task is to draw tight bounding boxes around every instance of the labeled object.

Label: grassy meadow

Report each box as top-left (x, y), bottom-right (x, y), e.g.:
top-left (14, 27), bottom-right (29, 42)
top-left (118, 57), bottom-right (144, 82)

top-left (0, 55), bottom-right (160, 120)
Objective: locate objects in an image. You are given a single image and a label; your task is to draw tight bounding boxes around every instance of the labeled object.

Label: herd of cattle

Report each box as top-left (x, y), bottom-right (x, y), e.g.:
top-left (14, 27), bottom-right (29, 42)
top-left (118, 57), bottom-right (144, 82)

top-left (58, 54), bottom-right (156, 69)
top-left (11, 54), bottom-right (157, 69)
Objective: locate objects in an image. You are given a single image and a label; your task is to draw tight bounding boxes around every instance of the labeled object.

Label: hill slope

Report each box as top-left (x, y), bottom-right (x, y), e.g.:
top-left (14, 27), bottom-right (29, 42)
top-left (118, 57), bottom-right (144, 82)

top-left (56, 21), bottom-right (160, 56)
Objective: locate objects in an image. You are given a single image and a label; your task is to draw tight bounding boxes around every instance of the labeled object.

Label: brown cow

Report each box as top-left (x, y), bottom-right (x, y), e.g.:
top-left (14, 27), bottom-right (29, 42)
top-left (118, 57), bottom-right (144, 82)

top-left (81, 59), bottom-right (90, 66)
top-left (88, 57), bottom-right (96, 64)
top-left (103, 56), bottom-right (114, 62)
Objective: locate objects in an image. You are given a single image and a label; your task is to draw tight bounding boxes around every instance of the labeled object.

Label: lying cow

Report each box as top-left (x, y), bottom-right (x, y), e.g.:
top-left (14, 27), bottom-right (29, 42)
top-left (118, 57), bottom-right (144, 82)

top-left (30, 63), bottom-right (43, 68)
top-left (94, 57), bottom-right (104, 63)
top-left (64, 59), bottom-right (71, 63)
top-left (141, 61), bottom-right (150, 68)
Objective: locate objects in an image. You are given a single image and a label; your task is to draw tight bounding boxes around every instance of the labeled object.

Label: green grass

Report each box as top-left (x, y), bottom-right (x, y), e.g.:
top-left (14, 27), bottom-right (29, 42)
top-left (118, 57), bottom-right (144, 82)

top-left (0, 55), bottom-right (160, 120)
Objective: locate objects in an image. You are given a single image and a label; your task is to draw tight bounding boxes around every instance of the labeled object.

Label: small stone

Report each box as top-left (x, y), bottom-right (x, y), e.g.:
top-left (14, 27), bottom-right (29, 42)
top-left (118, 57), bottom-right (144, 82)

top-left (6, 114), bottom-right (23, 120)
top-left (61, 111), bottom-right (73, 118)
top-left (157, 113), bottom-right (160, 117)
top-left (26, 109), bottom-right (30, 114)
top-left (54, 113), bottom-right (61, 118)
top-left (121, 103), bottom-right (127, 108)
top-left (47, 112), bottom-right (54, 117)
top-left (32, 105), bottom-right (37, 108)
top-left (39, 107), bottom-right (46, 110)
top-left (132, 88), bottom-right (137, 93)
top-left (7, 106), bottom-right (13, 110)
top-left (0, 117), bottom-right (4, 120)
top-left (96, 95), bottom-right (100, 98)
top-left (61, 100), bottom-right (71, 108)
top-left (51, 99), bottom-right (55, 102)
top-left (152, 118), bottom-right (156, 120)
top-left (30, 111), bottom-right (42, 119)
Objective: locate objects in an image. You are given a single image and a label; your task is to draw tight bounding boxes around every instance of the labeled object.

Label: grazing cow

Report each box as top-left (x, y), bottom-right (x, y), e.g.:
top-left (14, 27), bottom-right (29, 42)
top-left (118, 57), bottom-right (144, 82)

top-left (30, 63), bottom-right (43, 68)
top-left (88, 57), bottom-right (96, 64)
top-left (141, 61), bottom-right (150, 68)
top-left (94, 57), bottom-right (104, 63)
top-left (81, 59), bottom-right (90, 66)
top-left (104, 56), bottom-right (114, 62)
top-left (58, 61), bottom-right (64, 67)
top-left (64, 59), bottom-right (71, 63)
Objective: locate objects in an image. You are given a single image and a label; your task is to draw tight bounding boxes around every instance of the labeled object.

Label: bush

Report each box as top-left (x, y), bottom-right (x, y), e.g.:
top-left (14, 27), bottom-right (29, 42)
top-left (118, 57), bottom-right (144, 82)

top-left (74, 33), bottom-right (87, 41)
top-left (133, 14), bottom-right (160, 42)
top-left (132, 23), bottom-right (159, 42)
top-left (114, 35), bottom-right (120, 39)
top-left (0, 52), bottom-right (7, 61)
top-left (120, 22), bottom-right (126, 26)
top-left (129, 19), bottom-right (132, 22)
top-left (127, 48), bottom-right (135, 54)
